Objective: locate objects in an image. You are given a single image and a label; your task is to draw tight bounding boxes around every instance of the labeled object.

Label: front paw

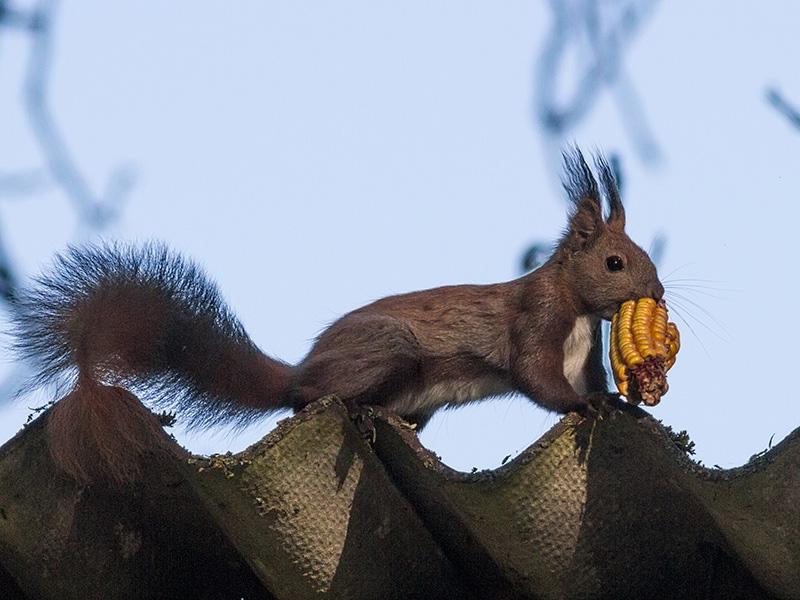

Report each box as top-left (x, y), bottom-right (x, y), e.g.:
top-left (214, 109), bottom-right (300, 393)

top-left (577, 391), bottom-right (621, 420)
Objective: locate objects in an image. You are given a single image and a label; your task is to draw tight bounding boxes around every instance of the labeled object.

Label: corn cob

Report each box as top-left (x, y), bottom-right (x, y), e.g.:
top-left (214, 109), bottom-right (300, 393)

top-left (609, 298), bottom-right (680, 406)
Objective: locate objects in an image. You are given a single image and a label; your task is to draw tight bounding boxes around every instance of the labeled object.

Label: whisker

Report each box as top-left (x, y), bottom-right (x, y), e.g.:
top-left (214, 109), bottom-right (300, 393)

top-left (662, 280), bottom-right (736, 295)
top-left (659, 264), bottom-right (699, 281)
top-left (662, 277), bottom-right (732, 288)
top-left (656, 265), bottom-right (733, 357)
top-left (666, 290), bottom-right (730, 336)
top-left (665, 285), bottom-right (729, 301)
top-left (667, 303), bottom-right (711, 357)
top-left (666, 297), bottom-right (731, 352)
top-left (660, 265), bottom-right (737, 290)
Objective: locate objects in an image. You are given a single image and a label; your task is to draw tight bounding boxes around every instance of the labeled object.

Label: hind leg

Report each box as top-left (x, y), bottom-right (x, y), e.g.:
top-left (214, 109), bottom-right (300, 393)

top-left (293, 314), bottom-right (422, 408)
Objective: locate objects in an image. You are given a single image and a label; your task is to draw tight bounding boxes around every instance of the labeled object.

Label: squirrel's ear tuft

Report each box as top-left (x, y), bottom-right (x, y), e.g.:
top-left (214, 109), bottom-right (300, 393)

top-left (562, 148), bottom-right (603, 248)
top-left (595, 154), bottom-right (626, 230)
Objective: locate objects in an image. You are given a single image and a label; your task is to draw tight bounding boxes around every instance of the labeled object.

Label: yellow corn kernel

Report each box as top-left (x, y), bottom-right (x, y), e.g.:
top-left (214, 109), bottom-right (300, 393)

top-left (665, 323), bottom-right (680, 361)
top-left (608, 297), bottom-right (680, 403)
top-left (651, 304), bottom-right (668, 343)
top-left (650, 304), bottom-right (669, 357)
top-left (632, 297), bottom-right (657, 358)
top-left (616, 300), bottom-right (643, 366)
top-left (609, 313), bottom-right (626, 385)
top-left (617, 300), bottom-right (636, 330)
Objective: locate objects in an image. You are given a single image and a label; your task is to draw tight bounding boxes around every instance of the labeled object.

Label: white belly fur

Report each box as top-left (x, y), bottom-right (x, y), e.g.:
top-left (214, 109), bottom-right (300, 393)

top-left (390, 376), bottom-right (513, 416)
top-left (391, 377), bottom-right (511, 414)
top-left (563, 315), bottom-right (596, 395)
top-left (389, 316), bottom-right (596, 415)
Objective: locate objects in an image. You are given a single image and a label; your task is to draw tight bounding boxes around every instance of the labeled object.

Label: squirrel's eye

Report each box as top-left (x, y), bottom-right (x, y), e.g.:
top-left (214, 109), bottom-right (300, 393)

top-left (606, 255), bottom-right (624, 272)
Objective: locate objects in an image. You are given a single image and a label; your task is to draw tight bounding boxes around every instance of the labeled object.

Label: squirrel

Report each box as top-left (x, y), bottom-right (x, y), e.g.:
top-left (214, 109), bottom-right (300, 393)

top-left (13, 149), bottom-right (663, 482)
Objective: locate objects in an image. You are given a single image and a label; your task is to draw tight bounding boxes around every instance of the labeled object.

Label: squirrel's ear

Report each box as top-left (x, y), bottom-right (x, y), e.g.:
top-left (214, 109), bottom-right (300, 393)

top-left (596, 154), bottom-right (626, 230)
top-left (562, 148), bottom-right (604, 248)
top-left (565, 195), bottom-right (604, 248)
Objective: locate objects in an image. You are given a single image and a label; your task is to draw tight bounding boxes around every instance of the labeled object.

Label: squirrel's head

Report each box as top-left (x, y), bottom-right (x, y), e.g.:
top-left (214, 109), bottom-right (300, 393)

top-left (556, 149), bottom-right (663, 321)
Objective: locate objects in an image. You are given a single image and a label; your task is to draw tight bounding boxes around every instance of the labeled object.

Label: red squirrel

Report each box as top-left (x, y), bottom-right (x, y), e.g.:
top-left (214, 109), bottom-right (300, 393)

top-left (14, 149), bottom-right (663, 482)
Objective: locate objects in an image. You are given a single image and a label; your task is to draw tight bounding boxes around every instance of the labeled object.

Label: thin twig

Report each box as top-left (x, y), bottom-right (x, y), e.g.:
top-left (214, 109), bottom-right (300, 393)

top-left (23, 0), bottom-right (135, 232)
top-left (535, 0), bottom-right (661, 165)
top-left (766, 87), bottom-right (800, 131)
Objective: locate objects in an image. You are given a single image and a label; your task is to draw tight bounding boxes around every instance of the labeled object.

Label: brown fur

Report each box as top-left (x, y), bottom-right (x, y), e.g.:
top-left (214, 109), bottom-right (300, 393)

top-left (14, 149), bottom-right (663, 482)
top-left (47, 383), bottom-right (178, 484)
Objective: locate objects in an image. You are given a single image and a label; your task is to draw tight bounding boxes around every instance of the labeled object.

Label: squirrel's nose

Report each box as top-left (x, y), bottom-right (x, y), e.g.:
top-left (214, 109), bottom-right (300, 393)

top-left (651, 281), bottom-right (665, 302)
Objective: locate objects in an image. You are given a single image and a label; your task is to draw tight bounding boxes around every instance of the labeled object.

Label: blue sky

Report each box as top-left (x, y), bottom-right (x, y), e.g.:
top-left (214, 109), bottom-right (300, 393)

top-left (1, 2), bottom-right (799, 471)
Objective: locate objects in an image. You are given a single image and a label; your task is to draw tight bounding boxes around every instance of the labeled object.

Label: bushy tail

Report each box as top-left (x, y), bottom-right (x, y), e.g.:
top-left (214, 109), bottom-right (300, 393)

top-left (13, 243), bottom-right (295, 481)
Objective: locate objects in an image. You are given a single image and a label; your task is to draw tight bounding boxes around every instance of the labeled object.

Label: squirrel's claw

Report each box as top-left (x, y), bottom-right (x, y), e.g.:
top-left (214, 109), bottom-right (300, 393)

top-left (578, 391), bottom-right (620, 420)
top-left (347, 403), bottom-right (377, 443)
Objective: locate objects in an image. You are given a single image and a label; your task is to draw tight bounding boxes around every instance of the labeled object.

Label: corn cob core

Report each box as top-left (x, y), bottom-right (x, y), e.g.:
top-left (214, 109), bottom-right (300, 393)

top-left (609, 298), bottom-right (680, 406)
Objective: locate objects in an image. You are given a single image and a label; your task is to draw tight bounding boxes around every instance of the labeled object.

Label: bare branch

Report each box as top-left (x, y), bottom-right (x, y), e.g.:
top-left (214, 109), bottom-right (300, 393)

top-left (0, 0), bottom-right (45, 31)
top-left (23, 0), bottom-right (135, 232)
top-left (766, 87), bottom-right (800, 131)
top-left (535, 0), bottom-right (661, 165)
top-left (0, 169), bottom-right (49, 198)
